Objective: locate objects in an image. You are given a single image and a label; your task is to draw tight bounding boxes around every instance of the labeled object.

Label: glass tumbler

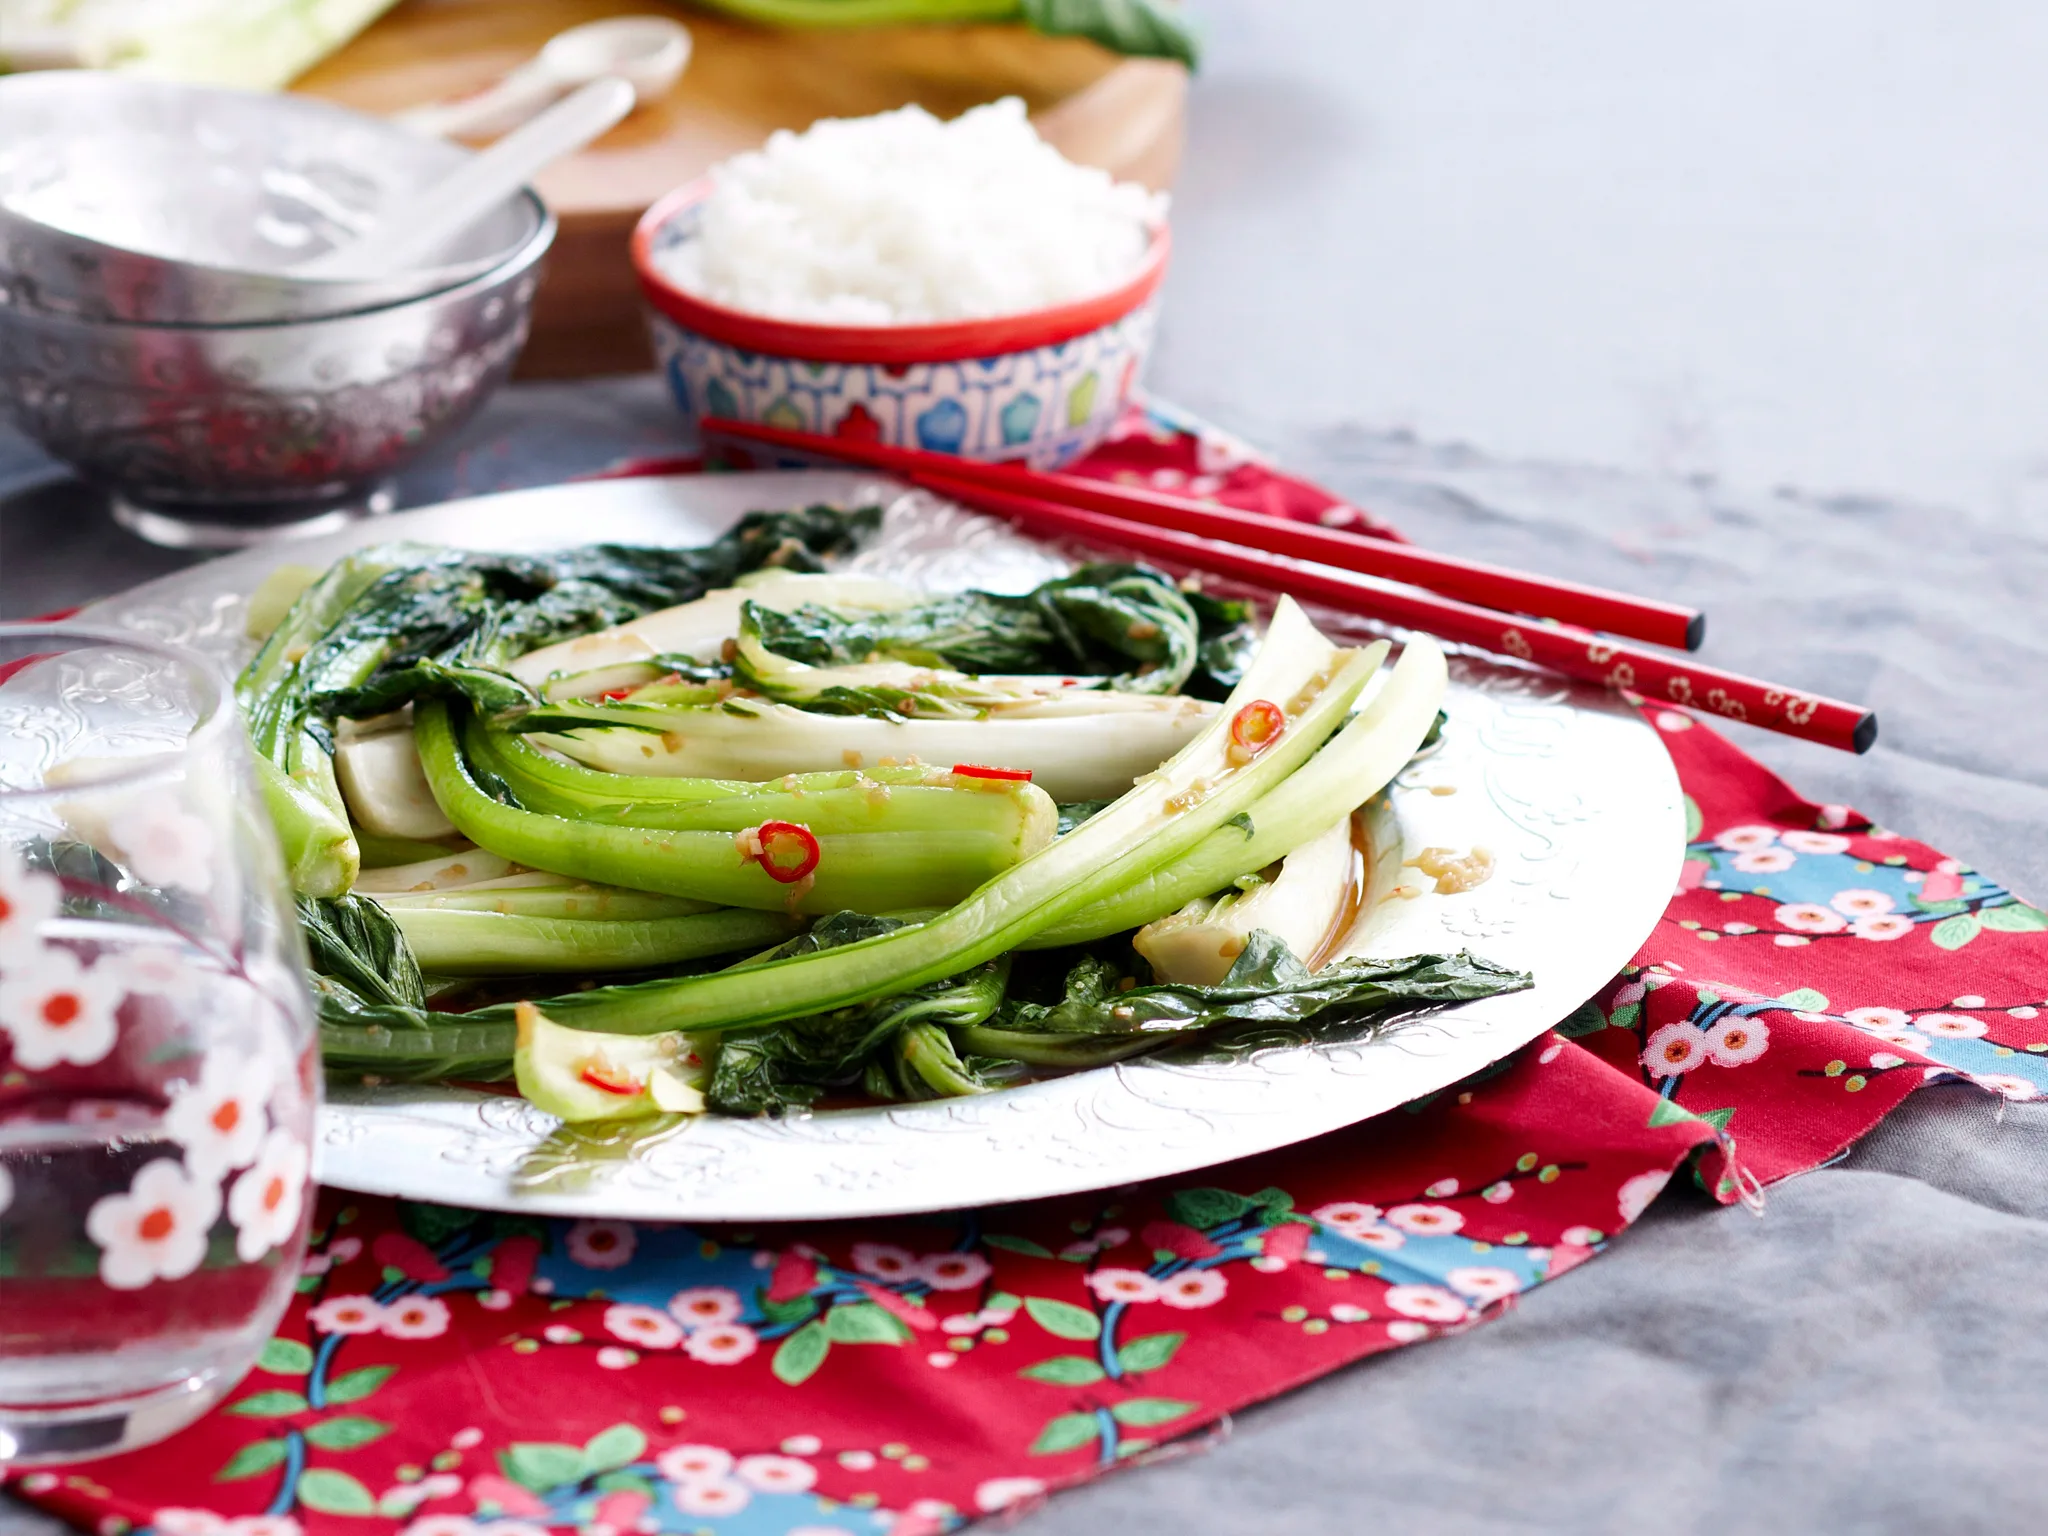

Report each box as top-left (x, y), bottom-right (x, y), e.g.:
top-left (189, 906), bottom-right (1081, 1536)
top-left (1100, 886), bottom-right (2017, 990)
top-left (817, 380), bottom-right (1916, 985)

top-left (0, 624), bottom-right (318, 1465)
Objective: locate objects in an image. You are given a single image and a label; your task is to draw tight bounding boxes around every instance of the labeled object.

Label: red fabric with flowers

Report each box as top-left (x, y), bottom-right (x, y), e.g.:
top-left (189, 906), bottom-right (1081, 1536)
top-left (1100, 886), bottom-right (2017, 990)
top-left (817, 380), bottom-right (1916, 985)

top-left (13, 405), bottom-right (2047, 1536)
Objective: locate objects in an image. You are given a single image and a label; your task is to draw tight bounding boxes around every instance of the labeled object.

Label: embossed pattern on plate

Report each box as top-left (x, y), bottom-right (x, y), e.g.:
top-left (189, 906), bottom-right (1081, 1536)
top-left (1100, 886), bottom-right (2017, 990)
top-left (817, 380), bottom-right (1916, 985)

top-left (78, 472), bottom-right (1684, 1221)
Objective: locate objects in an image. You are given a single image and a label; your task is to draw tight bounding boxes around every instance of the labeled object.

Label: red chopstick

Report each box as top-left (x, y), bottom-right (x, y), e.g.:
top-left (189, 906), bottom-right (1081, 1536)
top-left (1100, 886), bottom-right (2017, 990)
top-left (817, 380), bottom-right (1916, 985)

top-left (908, 469), bottom-right (1877, 755)
top-left (700, 417), bottom-right (1704, 651)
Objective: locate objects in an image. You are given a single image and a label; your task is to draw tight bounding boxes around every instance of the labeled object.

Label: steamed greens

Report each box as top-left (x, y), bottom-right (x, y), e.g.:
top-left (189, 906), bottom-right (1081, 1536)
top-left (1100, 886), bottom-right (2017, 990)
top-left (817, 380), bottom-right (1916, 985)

top-left (239, 507), bottom-right (1530, 1123)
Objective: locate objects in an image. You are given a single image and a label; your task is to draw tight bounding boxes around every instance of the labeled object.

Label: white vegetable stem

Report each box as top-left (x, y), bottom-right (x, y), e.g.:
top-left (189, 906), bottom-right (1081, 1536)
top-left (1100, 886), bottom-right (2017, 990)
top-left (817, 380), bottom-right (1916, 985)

top-left (1032, 634), bottom-right (1447, 946)
top-left (1135, 815), bottom-right (1357, 985)
top-left (531, 696), bottom-right (1218, 803)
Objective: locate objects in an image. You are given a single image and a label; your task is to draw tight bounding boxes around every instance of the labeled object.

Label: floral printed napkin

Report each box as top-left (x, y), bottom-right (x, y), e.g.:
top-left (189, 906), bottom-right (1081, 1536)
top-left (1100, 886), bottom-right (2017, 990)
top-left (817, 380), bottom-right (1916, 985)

top-left (12, 406), bottom-right (2045, 1536)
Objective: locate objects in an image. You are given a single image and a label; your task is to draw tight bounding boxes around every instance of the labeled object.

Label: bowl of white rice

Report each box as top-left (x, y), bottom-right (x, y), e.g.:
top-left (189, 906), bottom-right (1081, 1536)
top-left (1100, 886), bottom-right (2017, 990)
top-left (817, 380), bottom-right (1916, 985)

top-left (632, 98), bottom-right (1170, 467)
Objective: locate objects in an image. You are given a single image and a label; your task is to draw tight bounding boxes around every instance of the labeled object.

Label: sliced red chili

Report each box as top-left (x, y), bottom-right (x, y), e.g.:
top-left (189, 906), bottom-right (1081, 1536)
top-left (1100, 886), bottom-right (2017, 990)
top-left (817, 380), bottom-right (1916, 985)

top-left (755, 820), bottom-right (821, 884)
top-left (1229, 700), bottom-right (1287, 758)
top-left (600, 671), bottom-right (681, 702)
top-left (579, 1059), bottom-right (644, 1096)
top-left (952, 763), bottom-right (1034, 782)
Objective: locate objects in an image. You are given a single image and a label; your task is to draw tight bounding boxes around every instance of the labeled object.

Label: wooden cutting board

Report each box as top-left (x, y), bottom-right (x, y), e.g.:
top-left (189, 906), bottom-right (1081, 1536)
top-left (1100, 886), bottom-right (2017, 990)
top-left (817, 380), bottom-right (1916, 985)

top-left (295, 0), bottom-right (1187, 378)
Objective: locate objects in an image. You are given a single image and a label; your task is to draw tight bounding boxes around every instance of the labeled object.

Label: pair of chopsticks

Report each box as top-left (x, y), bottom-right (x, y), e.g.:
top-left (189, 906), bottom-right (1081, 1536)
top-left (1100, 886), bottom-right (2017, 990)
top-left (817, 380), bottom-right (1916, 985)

top-left (700, 418), bottom-right (1877, 754)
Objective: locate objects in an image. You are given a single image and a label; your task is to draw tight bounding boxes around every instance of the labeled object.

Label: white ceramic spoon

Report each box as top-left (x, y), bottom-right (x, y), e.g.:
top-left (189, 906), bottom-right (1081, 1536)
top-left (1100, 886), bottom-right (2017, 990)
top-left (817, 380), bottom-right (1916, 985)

top-left (294, 75), bottom-right (635, 281)
top-left (395, 15), bottom-right (691, 139)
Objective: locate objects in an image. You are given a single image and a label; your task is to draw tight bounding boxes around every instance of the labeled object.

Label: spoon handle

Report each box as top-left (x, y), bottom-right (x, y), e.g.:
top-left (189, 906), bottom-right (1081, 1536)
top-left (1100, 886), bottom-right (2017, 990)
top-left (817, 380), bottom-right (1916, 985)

top-left (297, 77), bottom-right (635, 281)
top-left (395, 62), bottom-right (564, 140)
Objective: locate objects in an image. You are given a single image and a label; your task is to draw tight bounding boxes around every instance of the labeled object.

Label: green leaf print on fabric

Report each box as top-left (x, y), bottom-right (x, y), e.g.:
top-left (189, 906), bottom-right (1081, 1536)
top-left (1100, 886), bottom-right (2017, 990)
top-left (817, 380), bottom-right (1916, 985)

top-left (1024, 1296), bottom-right (1102, 1341)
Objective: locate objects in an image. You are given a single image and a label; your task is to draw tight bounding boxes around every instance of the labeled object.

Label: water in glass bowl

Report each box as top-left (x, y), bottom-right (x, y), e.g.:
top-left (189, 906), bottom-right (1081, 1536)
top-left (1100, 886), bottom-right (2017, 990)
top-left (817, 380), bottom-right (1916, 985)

top-left (0, 627), bottom-right (320, 1467)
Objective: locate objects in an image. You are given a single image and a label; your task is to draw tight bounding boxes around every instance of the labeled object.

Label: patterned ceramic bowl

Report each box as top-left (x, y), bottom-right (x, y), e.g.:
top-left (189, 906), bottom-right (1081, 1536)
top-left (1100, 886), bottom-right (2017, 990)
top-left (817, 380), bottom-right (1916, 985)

top-left (631, 180), bottom-right (1169, 468)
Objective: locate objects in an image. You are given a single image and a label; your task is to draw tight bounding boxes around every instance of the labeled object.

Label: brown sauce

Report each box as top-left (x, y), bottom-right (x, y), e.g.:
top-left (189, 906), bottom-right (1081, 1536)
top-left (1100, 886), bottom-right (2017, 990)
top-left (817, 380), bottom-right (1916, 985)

top-left (1306, 810), bottom-right (1371, 970)
top-left (1406, 845), bottom-right (1496, 894)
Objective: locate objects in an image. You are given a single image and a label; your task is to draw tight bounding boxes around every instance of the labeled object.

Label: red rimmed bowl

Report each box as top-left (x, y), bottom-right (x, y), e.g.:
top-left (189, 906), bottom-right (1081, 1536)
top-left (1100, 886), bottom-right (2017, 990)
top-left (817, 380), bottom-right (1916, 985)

top-left (631, 178), bottom-right (1170, 467)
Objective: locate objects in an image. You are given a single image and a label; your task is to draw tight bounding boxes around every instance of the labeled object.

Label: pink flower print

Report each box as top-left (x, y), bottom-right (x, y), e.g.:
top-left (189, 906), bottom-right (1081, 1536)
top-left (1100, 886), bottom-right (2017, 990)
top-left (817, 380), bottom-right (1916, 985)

top-left (228, 1522), bottom-right (303, 1536)
top-left (1383, 1284), bottom-right (1469, 1323)
top-left (735, 1454), bottom-right (817, 1493)
top-left (226, 1129), bottom-right (308, 1262)
top-left (1561, 1225), bottom-right (1605, 1246)
top-left (1775, 903), bottom-right (1847, 934)
top-left (850, 1242), bottom-right (918, 1280)
top-left (382, 1295), bottom-right (451, 1340)
top-left (1919, 1013), bottom-right (1989, 1039)
top-left (1385, 1319), bottom-right (1432, 1344)
top-left (0, 944), bottom-right (123, 1070)
top-left (106, 794), bottom-right (215, 893)
top-left (682, 1323), bottom-right (758, 1364)
top-left (674, 1482), bottom-right (750, 1517)
top-left (1308, 1201), bottom-right (1382, 1235)
top-left (328, 1235), bottom-right (363, 1264)
top-left (0, 848), bottom-right (59, 963)
top-left (918, 1251), bottom-right (992, 1291)
top-left (1611, 979), bottom-right (1648, 1009)
top-left (976, 1476), bottom-right (1047, 1514)
top-left (606, 1302), bottom-right (683, 1350)
top-left (1829, 888), bottom-right (1895, 918)
top-left (1383, 1203), bottom-right (1465, 1236)
top-left (1845, 1006), bottom-right (1910, 1030)
top-left (656, 1444), bottom-right (733, 1482)
top-left (308, 1295), bottom-right (386, 1335)
top-left (1849, 914), bottom-right (1914, 941)
top-left (153, 1512), bottom-right (226, 1536)
top-left (1157, 1268), bottom-right (1228, 1309)
top-left (1780, 830), bottom-right (1851, 855)
top-left (1350, 1225), bottom-right (1407, 1252)
top-left (564, 1218), bottom-right (636, 1269)
top-left (1086, 1267), bottom-right (1161, 1304)
top-left (84, 1158), bottom-right (220, 1290)
top-left (1731, 847), bottom-right (1795, 874)
top-left (1445, 1267), bottom-right (1522, 1302)
top-left (1617, 1169), bottom-right (1671, 1224)
top-left (595, 1346), bottom-right (637, 1369)
top-left (1968, 1073), bottom-right (2039, 1101)
top-left (1714, 825), bottom-right (1779, 853)
top-left (165, 1054), bottom-right (274, 1175)
top-left (1642, 1023), bottom-right (1707, 1078)
top-left (1703, 1016), bottom-right (1769, 1067)
top-left (667, 1286), bottom-right (742, 1329)
top-left (1817, 804), bottom-right (1854, 829)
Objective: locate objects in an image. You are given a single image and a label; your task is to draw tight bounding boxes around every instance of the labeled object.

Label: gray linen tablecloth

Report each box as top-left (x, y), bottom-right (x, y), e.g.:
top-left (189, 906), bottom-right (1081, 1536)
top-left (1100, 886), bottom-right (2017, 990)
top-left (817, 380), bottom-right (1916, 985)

top-left (6, 4), bottom-right (2048, 1528)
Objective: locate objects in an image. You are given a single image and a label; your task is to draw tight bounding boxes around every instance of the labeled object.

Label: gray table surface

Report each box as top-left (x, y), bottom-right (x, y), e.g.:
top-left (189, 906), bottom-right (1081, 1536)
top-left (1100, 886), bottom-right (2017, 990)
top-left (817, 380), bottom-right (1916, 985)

top-left (7, 4), bottom-right (2048, 1530)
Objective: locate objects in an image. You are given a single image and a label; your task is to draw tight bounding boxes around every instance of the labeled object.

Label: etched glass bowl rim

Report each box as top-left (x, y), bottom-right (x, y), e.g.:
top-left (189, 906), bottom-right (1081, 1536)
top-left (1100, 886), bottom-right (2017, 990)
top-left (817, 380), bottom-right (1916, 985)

top-left (0, 621), bottom-right (235, 802)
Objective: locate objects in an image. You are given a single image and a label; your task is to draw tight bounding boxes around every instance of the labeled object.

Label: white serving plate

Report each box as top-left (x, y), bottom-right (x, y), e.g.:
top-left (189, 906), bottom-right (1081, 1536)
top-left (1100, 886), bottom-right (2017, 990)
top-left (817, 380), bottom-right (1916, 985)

top-left (80, 471), bottom-right (1684, 1221)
